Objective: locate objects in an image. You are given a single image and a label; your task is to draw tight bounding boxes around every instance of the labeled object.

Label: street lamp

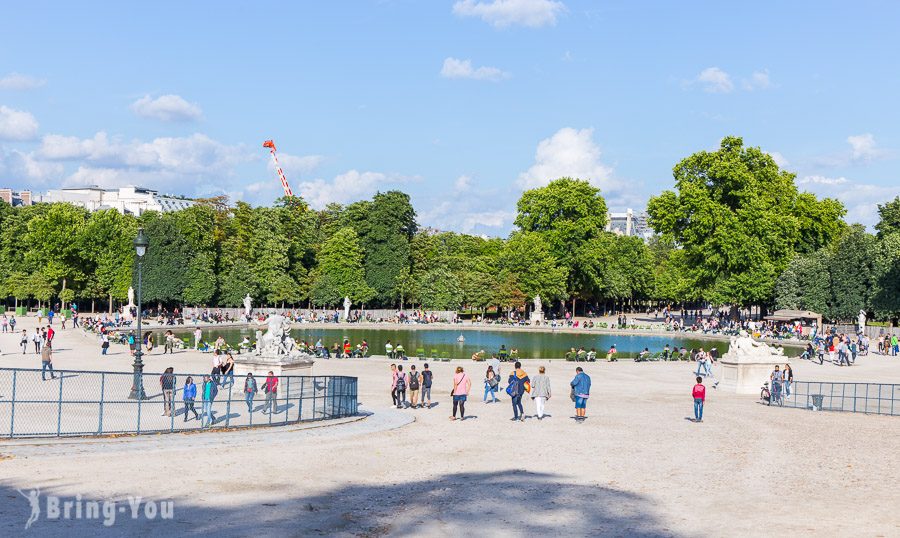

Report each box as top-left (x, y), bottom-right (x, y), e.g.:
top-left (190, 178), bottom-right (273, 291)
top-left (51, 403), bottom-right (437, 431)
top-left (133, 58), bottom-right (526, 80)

top-left (128, 228), bottom-right (149, 400)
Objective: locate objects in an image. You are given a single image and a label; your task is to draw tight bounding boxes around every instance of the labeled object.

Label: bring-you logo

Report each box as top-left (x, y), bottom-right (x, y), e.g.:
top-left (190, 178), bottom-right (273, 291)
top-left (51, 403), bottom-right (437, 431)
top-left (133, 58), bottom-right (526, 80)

top-left (17, 489), bottom-right (174, 529)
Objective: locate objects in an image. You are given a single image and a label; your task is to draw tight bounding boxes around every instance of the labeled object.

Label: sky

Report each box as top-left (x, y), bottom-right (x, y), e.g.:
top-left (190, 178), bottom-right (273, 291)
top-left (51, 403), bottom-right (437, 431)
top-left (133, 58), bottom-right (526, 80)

top-left (1, 0), bottom-right (898, 235)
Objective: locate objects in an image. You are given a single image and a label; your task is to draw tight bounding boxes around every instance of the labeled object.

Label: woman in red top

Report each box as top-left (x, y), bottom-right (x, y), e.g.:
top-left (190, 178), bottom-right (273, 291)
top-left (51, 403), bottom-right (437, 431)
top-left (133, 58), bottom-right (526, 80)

top-left (692, 376), bottom-right (706, 422)
top-left (262, 371), bottom-right (278, 415)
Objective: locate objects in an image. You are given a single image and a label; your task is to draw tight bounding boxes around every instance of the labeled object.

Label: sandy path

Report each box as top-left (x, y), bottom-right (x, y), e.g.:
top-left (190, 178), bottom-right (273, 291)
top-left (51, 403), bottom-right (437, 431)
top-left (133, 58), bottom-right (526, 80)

top-left (0, 317), bottom-right (898, 536)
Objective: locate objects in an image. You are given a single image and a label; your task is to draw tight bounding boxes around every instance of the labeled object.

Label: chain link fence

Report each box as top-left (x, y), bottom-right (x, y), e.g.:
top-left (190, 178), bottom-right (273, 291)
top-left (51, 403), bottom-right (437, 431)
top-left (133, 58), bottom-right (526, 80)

top-left (0, 368), bottom-right (358, 438)
top-left (782, 381), bottom-right (899, 416)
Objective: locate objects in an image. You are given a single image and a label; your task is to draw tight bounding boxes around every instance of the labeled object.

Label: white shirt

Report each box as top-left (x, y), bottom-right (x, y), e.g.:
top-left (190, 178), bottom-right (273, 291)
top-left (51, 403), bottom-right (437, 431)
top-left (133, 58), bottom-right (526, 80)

top-left (212, 355), bottom-right (221, 368)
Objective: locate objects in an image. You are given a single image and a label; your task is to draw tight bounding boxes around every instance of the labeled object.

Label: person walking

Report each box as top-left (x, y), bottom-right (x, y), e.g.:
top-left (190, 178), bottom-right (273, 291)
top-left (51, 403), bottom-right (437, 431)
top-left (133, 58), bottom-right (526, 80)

top-left (769, 365), bottom-right (784, 405)
top-left (530, 366), bottom-right (551, 420)
top-left (201, 375), bottom-right (218, 427)
top-left (221, 353), bottom-right (235, 388)
top-left (210, 352), bottom-right (222, 385)
top-left (20, 329), bottom-right (28, 355)
top-left (40, 343), bottom-right (56, 381)
top-left (483, 365), bottom-right (500, 403)
top-left (692, 376), bottom-right (706, 422)
top-left (159, 367), bottom-right (176, 417)
top-left (783, 363), bottom-right (793, 399)
top-left (390, 363), bottom-right (399, 407)
top-left (194, 327), bottom-right (202, 350)
top-left (408, 365), bottom-right (421, 409)
top-left (32, 328), bottom-right (42, 354)
top-left (244, 373), bottom-right (258, 413)
top-left (1, 314), bottom-right (7, 333)
top-left (395, 365), bottom-right (407, 409)
top-left (182, 376), bottom-right (200, 421)
top-left (450, 366), bottom-right (471, 420)
top-left (262, 371), bottom-right (278, 415)
top-left (127, 332), bottom-right (136, 356)
top-left (507, 361), bottom-right (530, 422)
top-left (100, 332), bottom-right (110, 355)
top-left (421, 363), bottom-right (433, 409)
top-left (570, 366), bottom-right (591, 421)
top-left (164, 330), bottom-right (175, 354)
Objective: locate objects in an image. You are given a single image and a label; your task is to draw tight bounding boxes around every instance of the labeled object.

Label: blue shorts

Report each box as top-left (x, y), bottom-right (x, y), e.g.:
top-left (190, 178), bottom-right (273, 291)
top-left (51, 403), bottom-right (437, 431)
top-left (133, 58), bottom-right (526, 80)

top-left (453, 395), bottom-right (467, 402)
top-left (575, 396), bottom-right (588, 409)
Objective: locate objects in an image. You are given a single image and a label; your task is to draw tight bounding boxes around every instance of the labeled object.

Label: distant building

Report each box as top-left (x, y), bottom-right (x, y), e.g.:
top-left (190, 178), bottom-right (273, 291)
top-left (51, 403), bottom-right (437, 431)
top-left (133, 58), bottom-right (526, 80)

top-left (606, 208), bottom-right (654, 240)
top-left (0, 188), bottom-right (37, 207)
top-left (42, 186), bottom-right (195, 215)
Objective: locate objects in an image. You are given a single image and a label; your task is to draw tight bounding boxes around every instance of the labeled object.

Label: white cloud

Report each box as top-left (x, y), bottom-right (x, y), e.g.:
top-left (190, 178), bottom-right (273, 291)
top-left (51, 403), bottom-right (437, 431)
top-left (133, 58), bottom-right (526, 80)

top-left (38, 132), bottom-right (249, 173)
top-left (0, 72), bottom-right (46, 90)
top-left (452, 0), bottom-right (565, 28)
top-left (295, 170), bottom-right (411, 209)
top-left (696, 67), bottom-right (734, 93)
top-left (0, 106), bottom-right (39, 140)
top-left (268, 152), bottom-right (325, 178)
top-left (517, 127), bottom-right (615, 191)
top-left (847, 133), bottom-right (882, 162)
top-left (418, 198), bottom-right (515, 234)
top-left (768, 151), bottom-right (789, 168)
top-left (440, 57), bottom-right (509, 81)
top-left (798, 175), bottom-right (849, 186)
top-left (130, 94), bottom-right (202, 122)
top-left (454, 175), bottom-right (473, 192)
top-left (0, 148), bottom-right (64, 184)
top-left (742, 69), bottom-right (772, 91)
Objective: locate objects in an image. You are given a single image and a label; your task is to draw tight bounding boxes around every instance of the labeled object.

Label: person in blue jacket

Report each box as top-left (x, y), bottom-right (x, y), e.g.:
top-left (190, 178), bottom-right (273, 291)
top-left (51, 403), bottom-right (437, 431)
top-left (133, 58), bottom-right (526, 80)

top-left (182, 376), bottom-right (200, 422)
top-left (570, 367), bottom-right (592, 421)
top-left (201, 375), bottom-right (218, 427)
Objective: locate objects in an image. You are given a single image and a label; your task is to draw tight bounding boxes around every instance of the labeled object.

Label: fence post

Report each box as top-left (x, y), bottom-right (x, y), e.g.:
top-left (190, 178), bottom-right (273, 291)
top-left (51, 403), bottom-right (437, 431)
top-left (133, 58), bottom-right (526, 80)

top-left (285, 377), bottom-right (290, 423)
top-left (297, 377), bottom-right (303, 422)
top-left (313, 376), bottom-right (318, 420)
top-left (98, 372), bottom-right (105, 434)
top-left (56, 372), bottom-right (64, 437)
top-left (226, 382), bottom-right (232, 428)
top-left (136, 373), bottom-right (143, 434)
top-left (171, 383), bottom-right (176, 433)
top-left (9, 370), bottom-right (16, 438)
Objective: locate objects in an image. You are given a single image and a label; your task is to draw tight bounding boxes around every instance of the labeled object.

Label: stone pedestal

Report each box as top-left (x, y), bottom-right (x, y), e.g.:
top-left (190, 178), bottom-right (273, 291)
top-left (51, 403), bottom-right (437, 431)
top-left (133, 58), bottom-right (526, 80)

top-left (231, 354), bottom-right (315, 394)
top-left (718, 357), bottom-right (778, 394)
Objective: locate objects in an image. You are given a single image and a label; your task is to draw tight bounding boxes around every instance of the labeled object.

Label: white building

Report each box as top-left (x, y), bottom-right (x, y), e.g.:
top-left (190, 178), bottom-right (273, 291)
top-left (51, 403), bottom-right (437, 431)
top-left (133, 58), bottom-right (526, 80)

top-left (42, 186), bottom-right (195, 215)
top-left (606, 208), bottom-right (654, 240)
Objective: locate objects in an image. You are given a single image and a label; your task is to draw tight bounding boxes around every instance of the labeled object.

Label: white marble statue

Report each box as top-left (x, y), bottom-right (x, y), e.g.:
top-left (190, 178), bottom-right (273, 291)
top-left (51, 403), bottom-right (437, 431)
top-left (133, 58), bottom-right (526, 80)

top-left (343, 296), bottom-right (351, 321)
top-left (127, 286), bottom-right (135, 307)
top-left (243, 294), bottom-right (253, 318)
top-left (858, 310), bottom-right (867, 332)
top-left (727, 331), bottom-right (784, 360)
top-left (530, 295), bottom-right (544, 323)
top-left (256, 313), bottom-right (295, 356)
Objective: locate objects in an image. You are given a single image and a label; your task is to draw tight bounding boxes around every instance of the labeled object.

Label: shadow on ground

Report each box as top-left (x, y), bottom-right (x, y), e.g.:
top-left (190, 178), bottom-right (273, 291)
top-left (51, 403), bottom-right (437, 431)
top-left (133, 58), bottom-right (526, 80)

top-left (0, 471), bottom-right (677, 536)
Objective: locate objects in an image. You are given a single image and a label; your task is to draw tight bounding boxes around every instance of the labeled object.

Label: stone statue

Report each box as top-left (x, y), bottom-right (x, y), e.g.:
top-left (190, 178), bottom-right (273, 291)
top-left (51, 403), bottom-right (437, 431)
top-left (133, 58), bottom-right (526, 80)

top-left (343, 296), bottom-right (351, 321)
top-left (256, 313), bottom-right (295, 356)
top-left (530, 295), bottom-right (544, 323)
top-left (858, 310), bottom-right (867, 332)
top-left (243, 294), bottom-right (253, 318)
top-left (127, 286), bottom-right (135, 307)
top-left (727, 331), bottom-right (784, 360)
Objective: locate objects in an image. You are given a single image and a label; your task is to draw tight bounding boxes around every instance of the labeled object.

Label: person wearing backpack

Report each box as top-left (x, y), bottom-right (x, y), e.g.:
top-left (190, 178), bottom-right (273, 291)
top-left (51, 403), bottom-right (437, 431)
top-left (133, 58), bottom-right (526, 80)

top-left (450, 366), bottom-right (471, 420)
top-left (201, 375), bottom-right (218, 427)
top-left (507, 361), bottom-right (530, 422)
top-left (244, 372), bottom-right (258, 413)
top-left (390, 363), bottom-right (399, 406)
top-left (395, 365), bottom-right (407, 409)
top-left (421, 363), bottom-right (433, 409)
top-left (159, 367), bottom-right (176, 417)
top-left (408, 365), bottom-right (421, 409)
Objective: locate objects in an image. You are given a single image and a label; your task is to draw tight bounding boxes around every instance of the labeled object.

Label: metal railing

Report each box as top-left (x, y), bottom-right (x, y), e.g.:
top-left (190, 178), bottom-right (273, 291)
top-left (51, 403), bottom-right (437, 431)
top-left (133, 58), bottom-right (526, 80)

top-left (781, 381), bottom-right (899, 416)
top-left (0, 368), bottom-right (358, 438)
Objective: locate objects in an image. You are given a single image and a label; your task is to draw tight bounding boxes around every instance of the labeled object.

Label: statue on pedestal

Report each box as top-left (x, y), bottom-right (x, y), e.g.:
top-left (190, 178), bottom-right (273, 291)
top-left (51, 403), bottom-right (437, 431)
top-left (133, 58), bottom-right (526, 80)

top-left (343, 296), bottom-right (351, 321)
top-left (858, 310), bottom-right (867, 333)
top-left (243, 294), bottom-right (253, 318)
top-left (530, 295), bottom-right (543, 323)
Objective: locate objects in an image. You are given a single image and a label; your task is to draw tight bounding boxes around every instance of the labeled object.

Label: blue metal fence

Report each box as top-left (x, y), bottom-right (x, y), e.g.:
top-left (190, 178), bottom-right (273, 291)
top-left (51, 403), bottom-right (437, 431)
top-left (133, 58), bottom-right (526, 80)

top-left (782, 381), bottom-right (899, 416)
top-left (0, 368), bottom-right (358, 438)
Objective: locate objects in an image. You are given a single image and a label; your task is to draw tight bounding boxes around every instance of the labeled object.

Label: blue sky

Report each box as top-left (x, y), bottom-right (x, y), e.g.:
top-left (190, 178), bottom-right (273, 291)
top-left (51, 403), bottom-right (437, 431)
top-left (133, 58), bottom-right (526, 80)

top-left (1, 0), bottom-right (898, 234)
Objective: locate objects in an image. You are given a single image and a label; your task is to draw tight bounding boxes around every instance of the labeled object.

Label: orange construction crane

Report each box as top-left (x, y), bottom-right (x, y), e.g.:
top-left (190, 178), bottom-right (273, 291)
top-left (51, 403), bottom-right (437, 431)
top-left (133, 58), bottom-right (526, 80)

top-left (262, 139), bottom-right (294, 197)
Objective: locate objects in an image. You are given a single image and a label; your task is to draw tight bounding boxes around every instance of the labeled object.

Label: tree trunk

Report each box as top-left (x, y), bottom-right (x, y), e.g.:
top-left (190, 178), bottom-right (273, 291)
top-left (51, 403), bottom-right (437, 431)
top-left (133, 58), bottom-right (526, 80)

top-left (61, 277), bottom-right (67, 311)
top-left (730, 304), bottom-right (740, 321)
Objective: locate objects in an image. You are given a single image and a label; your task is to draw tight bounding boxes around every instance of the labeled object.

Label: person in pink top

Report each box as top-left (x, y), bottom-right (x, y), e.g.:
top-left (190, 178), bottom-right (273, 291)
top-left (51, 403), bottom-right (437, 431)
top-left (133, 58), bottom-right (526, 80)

top-left (450, 366), bottom-right (472, 421)
top-left (692, 376), bottom-right (706, 422)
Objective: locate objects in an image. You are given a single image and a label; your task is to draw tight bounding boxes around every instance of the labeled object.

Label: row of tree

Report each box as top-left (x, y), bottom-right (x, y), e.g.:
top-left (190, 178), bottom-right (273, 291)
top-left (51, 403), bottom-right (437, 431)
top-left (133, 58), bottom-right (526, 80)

top-left (1, 136), bottom-right (898, 322)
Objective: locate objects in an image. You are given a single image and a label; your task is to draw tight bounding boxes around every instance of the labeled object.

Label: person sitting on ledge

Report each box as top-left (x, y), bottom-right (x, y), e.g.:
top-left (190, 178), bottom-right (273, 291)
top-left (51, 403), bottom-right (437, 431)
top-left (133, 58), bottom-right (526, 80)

top-left (471, 349), bottom-right (485, 361)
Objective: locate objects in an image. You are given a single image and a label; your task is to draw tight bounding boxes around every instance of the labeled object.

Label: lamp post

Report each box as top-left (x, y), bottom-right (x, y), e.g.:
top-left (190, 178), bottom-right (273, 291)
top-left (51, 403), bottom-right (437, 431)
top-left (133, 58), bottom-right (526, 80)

top-left (128, 228), bottom-right (149, 400)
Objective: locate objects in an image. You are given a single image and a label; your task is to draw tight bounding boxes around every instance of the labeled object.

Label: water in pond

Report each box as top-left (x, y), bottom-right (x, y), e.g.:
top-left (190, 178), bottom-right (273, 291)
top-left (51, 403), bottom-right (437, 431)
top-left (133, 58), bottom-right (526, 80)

top-left (164, 326), bottom-right (801, 360)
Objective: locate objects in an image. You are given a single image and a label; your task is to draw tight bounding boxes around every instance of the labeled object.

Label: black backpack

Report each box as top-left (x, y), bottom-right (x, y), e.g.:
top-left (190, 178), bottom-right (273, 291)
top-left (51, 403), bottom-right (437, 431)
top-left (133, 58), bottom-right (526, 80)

top-left (409, 372), bottom-right (420, 390)
top-left (396, 374), bottom-right (406, 392)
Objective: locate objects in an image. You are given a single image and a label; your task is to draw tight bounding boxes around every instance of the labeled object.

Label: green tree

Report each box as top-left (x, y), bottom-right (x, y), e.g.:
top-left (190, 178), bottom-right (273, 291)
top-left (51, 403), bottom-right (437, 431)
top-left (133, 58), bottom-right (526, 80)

top-left (309, 227), bottom-right (375, 306)
top-left (80, 209), bottom-right (136, 310)
top-left (139, 213), bottom-right (191, 304)
top-left (494, 273), bottom-right (526, 317)
top-left (417, 267), bottom-right (463, 310)
top-left (828, 225), bottom-right (876, 321)
top-left (218, 258), bottom-right (258, 307)
top-left (25, 203), bottom-right (90, 308)
top-left (499, 232), bottom-right (567, 301)
top-left (875, 196), bottom-right (900, 238)
top-left (514, 177), bottom-right (608, 311)
top-left (872, 232), bottom-right (900, 320)
top-left (647, 136), bottom-right (846, 311)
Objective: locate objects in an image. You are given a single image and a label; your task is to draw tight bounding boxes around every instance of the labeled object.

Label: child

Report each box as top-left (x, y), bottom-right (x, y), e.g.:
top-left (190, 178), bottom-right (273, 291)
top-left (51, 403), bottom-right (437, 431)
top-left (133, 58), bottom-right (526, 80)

top-left (692, 376), bottom-right (706, 422)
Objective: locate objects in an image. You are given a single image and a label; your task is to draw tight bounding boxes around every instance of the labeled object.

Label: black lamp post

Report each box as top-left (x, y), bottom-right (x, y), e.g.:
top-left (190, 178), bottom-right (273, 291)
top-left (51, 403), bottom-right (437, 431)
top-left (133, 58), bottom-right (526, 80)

top-left (128, 228), bottom-right (149, 400)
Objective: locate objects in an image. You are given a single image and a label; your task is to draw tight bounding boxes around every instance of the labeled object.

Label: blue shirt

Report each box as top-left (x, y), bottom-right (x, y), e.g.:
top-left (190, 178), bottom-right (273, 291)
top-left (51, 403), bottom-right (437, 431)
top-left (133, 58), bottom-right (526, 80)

top-left (570, 372), bottom-right (591, 397)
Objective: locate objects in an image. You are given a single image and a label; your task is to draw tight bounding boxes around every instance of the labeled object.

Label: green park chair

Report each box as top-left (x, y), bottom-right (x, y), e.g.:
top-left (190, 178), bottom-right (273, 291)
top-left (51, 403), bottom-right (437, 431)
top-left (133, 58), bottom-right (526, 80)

top-left (430, 349), bottom-right (439, 359)
top-left (440, 351), bottom-right (450, 362)
top-left (416, 348), bottom-right (425, 360)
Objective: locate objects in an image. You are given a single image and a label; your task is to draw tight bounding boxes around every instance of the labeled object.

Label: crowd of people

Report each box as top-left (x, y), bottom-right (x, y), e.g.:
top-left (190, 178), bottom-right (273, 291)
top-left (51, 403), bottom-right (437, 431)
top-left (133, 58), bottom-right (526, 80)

top-left (389, 361), bottom-right (594, 422)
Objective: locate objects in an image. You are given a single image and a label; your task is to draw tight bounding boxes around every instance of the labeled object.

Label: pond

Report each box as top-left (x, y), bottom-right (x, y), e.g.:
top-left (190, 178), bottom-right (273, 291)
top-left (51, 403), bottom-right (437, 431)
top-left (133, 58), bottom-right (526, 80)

top-left (162, 325), bottom-right (800, 360)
